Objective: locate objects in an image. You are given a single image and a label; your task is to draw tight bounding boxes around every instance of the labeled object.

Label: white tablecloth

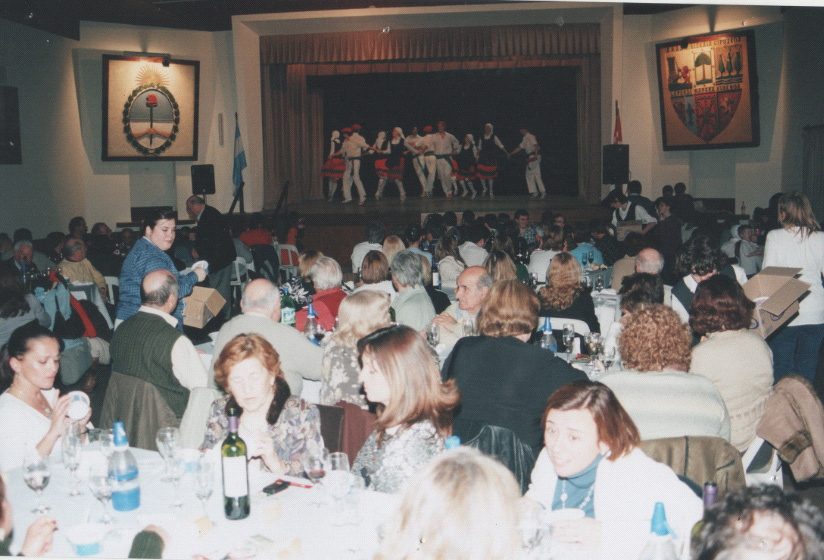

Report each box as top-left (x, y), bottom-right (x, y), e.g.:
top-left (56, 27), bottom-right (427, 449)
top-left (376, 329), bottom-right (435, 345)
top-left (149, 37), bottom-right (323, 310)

top-left (5, 447), bottom-right (397, 558)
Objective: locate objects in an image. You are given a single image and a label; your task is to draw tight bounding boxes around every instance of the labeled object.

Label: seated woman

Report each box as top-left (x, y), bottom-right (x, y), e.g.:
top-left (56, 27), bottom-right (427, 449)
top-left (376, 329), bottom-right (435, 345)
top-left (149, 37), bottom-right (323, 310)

top-left (528, 224), bottom-right (564, 284)
top-left (434, 234), bottom-right (466, 290)
top-left (538, 252), bottom-right (600, 334)
top-left (442, 280), bottom-right (585, 454)
top-left (601, 305), bottom-right (731, 442)
top-left (352, 325), bottom-right (459, 493)
top-left (284, 249), bottom-right (323, 309)
top-left (0, 323), bottom-right (92, 471)
top-left (200, 334), bottom-right (323, 476)
top-left (294, 257), bottom-right (347, 332)
top-left (689, 274), bottom-right (773, 452)
top-left (526, 381), bottom-right (702, 559)
top-left (488, 232), bottom-right (529, 282)
top-left (375, 447), bottom-right (522, 560)
top-left (319, 290), bottom-right (392, 408)
top-left (602, 272), bottom-right (664, 360)
top-left (483, 249), bottom-right (518, 282)
top-left (350, 250), bottom-right (395, 300)
top-left (381, 235), bottom-right (406, 265)
top-left (0, 268), bottom-right (50, 348)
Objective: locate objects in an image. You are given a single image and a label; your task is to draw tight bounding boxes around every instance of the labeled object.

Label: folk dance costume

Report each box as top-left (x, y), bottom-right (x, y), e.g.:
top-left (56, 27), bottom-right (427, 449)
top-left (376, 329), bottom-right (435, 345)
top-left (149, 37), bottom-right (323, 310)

top-left (405, 127), bottom-right (428, 195)
top-left (341, 126), bottom-right (371, 205)
top-left (476, 123), bottom-right (507, 198)
top-left (321, 130), bottom-right (344, 202)
top-left (375, 127), bottom-right (409, 203)
top-left (431, 122), bottom-right (460, 197)
top-left (419, 125), bottom-right (438, 198)
top-left (455, 135), bottom-right (478, 198)
top-left (372, 131), bottom-right (389, 183)
top-left (510, 129), bottom-right (546, 198)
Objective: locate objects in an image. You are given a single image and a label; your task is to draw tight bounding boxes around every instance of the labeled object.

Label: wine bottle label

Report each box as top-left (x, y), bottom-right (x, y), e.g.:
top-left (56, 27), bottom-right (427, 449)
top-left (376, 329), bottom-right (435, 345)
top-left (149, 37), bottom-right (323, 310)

top-left (222, 456), bottom-right (248, 498)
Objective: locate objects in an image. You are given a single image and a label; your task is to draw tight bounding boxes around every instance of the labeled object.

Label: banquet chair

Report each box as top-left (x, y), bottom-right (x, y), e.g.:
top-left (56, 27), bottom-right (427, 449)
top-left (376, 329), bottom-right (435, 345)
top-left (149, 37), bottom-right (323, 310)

top-left (250, 243), bottom-right (280, 283)
top-left (179, 386), bottom-right (223, 449)
top-left (279, 244), bottom-right (300, 283)
top-left (104, 275), bottom-right (119, 305)
top-left (741, 436), bottom-right (783, 488)
top-left (316, 404), bottom-right (345, 454)
top-left (230, 257), bottom-right (250, 302)
top-left (464, 423), bottom-right (537, 495)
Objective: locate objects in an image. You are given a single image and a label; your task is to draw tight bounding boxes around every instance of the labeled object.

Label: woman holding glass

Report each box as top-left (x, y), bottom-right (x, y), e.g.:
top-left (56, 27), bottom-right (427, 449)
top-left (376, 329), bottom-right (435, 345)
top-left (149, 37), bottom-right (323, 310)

top-left (0, 323), bottom-right (92, 472)
top-left (352, 325), bottom-right (459, 493)
top-left (526, 380), bottom-right (702, 559)
top-left (538, 252), bottom-right (600, 334)
top-left (319, 290), bottom-right (392, 408)
top-left (200, 334), bottom-right (323, 476)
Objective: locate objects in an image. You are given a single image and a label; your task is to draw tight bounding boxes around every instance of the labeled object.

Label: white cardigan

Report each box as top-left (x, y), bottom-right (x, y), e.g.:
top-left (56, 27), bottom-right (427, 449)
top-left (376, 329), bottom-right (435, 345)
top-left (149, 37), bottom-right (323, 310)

top-left (526, 447), bottom-right (703, 560)
top-left (763, 227), bottom-right (824, 326)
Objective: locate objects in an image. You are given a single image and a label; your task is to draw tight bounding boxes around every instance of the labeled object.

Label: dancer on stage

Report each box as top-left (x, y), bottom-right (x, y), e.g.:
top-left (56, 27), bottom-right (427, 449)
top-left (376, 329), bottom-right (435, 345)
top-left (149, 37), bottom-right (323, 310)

top-left (405, 127), bottom-right (428, 195)
top-left (477, 123), bottom-right (507, 199)
top-left (509, 126), bottom-right (547, 199)
top-left (431, 121), bottom-right (460, 198)
top-left (418, 125), bottom-right (437, 198)
top-left (455, 134), bottom-right (478, 199)
top-left (322, 130), bottom-right (344, 202)
top-left (341, 126), bottom-right (372, 205)
top-left (376, 127), bottom-right (409, 203)
top-left (372, 130), bottom-right (389, 192)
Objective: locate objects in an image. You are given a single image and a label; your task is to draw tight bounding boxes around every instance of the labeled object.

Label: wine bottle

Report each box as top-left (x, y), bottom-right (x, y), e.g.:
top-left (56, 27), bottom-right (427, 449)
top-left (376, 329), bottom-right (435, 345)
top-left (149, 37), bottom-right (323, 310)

top-left (222, 408), bottom-right (250, 520)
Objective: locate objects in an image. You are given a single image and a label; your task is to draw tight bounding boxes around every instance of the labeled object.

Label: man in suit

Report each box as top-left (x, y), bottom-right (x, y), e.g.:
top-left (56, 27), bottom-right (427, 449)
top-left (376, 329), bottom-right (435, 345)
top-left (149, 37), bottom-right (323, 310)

top-left (1, 240), bottom-right (38, 279)
top-left (186, 195), bottom-right (236, 320)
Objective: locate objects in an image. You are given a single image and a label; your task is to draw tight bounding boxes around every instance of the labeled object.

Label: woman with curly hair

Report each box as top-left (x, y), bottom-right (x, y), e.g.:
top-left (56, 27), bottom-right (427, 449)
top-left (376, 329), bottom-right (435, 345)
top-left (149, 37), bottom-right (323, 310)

top-left (689, 274), bottom-right (773, 451)
top-left (538, 252), bottom-right (600, 334)
top-left (601, 304), bottom-right (730, 442)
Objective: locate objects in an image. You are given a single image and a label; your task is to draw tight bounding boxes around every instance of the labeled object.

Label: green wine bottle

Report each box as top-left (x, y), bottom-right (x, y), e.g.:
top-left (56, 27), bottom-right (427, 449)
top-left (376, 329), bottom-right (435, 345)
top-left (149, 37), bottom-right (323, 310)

top-left (221, 407), bottom-right (250, 520)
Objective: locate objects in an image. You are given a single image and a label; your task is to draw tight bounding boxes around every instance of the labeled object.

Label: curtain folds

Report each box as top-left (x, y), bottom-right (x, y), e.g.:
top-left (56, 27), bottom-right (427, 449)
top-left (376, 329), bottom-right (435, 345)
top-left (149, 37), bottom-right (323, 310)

top-left (802, 125), bottom-right (824, 223)
top-left (577, 55), bottom-right (602, 204)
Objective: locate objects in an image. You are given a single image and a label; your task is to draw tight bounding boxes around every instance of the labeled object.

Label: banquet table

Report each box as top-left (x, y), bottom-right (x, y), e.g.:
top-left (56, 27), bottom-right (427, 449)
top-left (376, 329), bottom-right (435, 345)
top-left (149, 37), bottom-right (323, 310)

top-left (4, 447), bottom-right (397, 558)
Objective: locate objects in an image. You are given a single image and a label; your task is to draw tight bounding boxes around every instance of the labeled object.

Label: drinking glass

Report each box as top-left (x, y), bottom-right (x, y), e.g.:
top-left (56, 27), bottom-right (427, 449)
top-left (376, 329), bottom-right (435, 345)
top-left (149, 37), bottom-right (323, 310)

top-left (530, 272), bottom-right (538, 288)
top-left (581, 253), bottom-right (589, 270)
top-left (462, 319), bottom-right (477, 337)
top-left (325, 452), bottom-right (353, 522)
top-left (23, 451), bottom-right (50, 514)
top-left (562, 324), bottom-right (575, 364)
top-left (88, 464), bottom-right (114, 524)
top-left (603, 347), bottom-right (616, 372)
top-left (63, 422), bottom-right (83, 496)
top-left (426, 323), bottom-right (440, 347)
top-left (156, 427), bottom-right (181, 482)
top-left (304, 447), bottom-right (329, 508)
top-left (194, 460), bottom-right (214, 519)
top-left (98, 429), bottom-right (115, 459)
top-left (588, 249), bottom-right (595, 266)
top-left (595, 275), bottom-right (604, 291)
top-left (313, 324), bottom-right (328, 345)
top-left (168, 452), bottom-right (186, 508)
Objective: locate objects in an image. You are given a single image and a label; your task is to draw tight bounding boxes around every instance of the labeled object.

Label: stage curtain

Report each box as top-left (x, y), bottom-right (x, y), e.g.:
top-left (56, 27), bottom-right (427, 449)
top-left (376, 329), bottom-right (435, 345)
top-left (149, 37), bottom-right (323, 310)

top-left (802, 125), bottom-right (824, 224)
top-left (577, 55), bottom-right (601, 204)
top-left (262, 64), bottom-right (324, 207)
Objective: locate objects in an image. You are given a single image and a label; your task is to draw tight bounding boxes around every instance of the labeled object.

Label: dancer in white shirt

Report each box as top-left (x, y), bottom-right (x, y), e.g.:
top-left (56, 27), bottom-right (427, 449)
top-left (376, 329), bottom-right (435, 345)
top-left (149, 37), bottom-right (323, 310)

top-left (404, 126), bottom-right (428, 196)
top-left (418, 125), bottom-right (437, 198)
top-left (341, 126), bottom-right (372, 205)
top-left (431, 121), bottom-right (460, 198)
top-left (509, 127), bottom-right (546, 198)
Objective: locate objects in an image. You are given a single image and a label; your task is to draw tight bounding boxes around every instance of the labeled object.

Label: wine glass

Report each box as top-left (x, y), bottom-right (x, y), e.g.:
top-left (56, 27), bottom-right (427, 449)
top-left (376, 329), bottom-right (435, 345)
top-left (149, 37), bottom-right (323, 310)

top-left (99, 429), bottom-right (115, 460)
top-left (581, 253), bottom-right (589, 270)
top-left (595, 275), bottom-right (604, 292)
top-left (194, 459), bottom-right (214, 519)
top-left (325, 452), bottom-right (353, 522)
top-left (603, 347), bottom-right (616, 372)
top-left (462, 319), bottom-right (477, 337)
top-left (304, 447), bottom-right (329, 508)
top-left (156, 427), bottom-right (181, 482)
top-left (313, 324), bottom-right (328, 345)
top-left (588, 249), bottom-right (595, 267)
top-left (427, 323), bottom-right (440, 347)
top-left (23, 451), bottom-right (51, 514)
top-left (168, 451), bottom-right (186, 509)
top-left (63, 422), bottom-right (83, 496)
top-left (88, 464), bottom-right (114, 524)
top-left (562, 324), bottom-right (575, 364)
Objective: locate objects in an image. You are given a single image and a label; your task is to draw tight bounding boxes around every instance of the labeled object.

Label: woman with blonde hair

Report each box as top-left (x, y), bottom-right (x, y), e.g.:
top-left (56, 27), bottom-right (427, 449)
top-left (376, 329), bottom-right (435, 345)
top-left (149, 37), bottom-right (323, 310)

top-left (352, 325), bottom-right (459, 493)
top-left (376, 447), bottom-right (522, 560)
top-left (434, 234), bottom-right (466, 289)
top-left (285, 249), bottom-right (324, 309)
top-left (538, 252), bottom-right (600, 333)
top-left (483, 249), bottom-right (518, 282)
top-left (381, 235), bottom-right (405, 265)
top-left (201, 334), bottom-right (323, 475)
top-left (763, 191), bottom-right (824, 382)
top-left (601, 304), bottom-right (730, 442)
top-left (319, 291), bottom-right (392, 407)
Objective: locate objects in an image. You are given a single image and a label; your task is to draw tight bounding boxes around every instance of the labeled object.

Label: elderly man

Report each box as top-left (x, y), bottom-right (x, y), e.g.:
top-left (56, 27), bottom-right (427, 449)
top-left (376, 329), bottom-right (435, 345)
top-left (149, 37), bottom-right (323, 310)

top-left (431, 267), bottom-right (492, 347)
top-left (458, 222), bottom-right (490, 267)
top-left (391, 250), bottom-right (436, 331)
top-left (1, 240), bottom-right (38, 276)
top-left (59, 238), bottom-right (108, 301)
top-left (212, 278), bottom-right (322, 396)
top-left (108, 270), bottom-right (208, 420)
top-left (350, 221), bottom-right (385, 273)
top-left (186, 195), bottom-right (236, 320)
top-left (295, 256), bottom-right (346, 331)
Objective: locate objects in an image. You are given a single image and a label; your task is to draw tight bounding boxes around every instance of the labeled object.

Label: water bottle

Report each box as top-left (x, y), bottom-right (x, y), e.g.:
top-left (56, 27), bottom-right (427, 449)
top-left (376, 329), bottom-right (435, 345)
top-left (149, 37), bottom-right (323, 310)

top-left (445, 435), bottom-right (461, 450)
top-left (109, 421), bottom-right (140, 511)
top-left (638, 502), bottom-right (678, 560)
top-left (303, 302), bottom-right (319, 344)
top-left (280, 285), bottom-right (296, 327)
top-left (539, 317), bottom-right (557, 353)
top-left (432, 259), bottom-right (441, 289)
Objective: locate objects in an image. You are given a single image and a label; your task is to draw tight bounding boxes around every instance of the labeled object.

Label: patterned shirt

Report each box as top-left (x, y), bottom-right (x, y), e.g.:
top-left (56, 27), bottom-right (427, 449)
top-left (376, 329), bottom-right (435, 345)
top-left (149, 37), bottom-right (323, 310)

top-left (200, 394), bottom-right (324, 476)
top-left (320, 338), bottom-right (368, 408)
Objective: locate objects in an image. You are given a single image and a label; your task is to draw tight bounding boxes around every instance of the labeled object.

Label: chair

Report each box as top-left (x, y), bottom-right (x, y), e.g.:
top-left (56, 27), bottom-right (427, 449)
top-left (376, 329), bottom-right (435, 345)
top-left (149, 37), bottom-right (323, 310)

top-left (279, 244), bottom-right (300, 283)
top-left (464, 424), bottom-right (537, 495)
top-left (742, 436), bottom-right (783, 488)
top-left (250, 243), bottom-right (280, 283)
top-left (316, 404), bottom-right (345, 454)
top-left (179, 387), bottom-right (222, 449)
top-left (104, 276), bottom-right (119, 305)
top-left (230, 256), bottom-right (250, 302)
top-left (99, 371), bottom-right (180, 451)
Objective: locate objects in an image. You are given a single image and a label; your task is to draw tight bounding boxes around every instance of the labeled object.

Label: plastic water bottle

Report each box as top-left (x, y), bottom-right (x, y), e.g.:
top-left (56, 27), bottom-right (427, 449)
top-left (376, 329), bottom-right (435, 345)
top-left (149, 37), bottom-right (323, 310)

top-left (303, 302), bottom-right (319, 344)
top-left (432, 259), bottom-right (441, 289)
top-left (445, 435), bottom-right (461, 450)
top-left (280, 285), bottom-right (296, 327)
top-left (638, 502), bottom-right (678, 560)
top-left (539, 317), bottom-right (557, 354)
top-left (109, 421), bottom-right (140, 511)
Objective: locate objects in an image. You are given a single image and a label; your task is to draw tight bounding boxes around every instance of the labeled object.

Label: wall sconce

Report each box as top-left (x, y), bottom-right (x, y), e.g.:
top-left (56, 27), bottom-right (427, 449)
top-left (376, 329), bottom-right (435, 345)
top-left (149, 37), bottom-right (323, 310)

top-left (123, 51), bottom-right (171, 67)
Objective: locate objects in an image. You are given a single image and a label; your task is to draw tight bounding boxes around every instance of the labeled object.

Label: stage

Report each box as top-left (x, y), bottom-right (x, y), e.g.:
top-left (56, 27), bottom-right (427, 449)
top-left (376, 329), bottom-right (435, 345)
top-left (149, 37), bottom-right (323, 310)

top-left (285, 194), bottom-right (611, 270)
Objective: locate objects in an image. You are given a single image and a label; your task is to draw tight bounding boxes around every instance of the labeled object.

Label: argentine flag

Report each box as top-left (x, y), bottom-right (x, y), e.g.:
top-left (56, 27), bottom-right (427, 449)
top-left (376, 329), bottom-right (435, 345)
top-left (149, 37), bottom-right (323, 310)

top-left (233, 118), bottom-right (247, 196)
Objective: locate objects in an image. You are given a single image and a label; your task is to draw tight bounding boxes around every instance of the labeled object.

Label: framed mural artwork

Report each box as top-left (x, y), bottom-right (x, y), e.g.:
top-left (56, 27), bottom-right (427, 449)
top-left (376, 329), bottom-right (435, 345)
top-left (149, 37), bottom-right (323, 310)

top-left (656, 30), bottom-right (760, 151)
top-left (102, 54), bottom-right (199, 161)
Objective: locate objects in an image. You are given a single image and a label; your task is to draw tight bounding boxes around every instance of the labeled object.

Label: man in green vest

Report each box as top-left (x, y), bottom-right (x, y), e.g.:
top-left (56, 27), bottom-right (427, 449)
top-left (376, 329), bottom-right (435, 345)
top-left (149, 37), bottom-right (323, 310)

top-left (110, 269), bottom-right (208, 418)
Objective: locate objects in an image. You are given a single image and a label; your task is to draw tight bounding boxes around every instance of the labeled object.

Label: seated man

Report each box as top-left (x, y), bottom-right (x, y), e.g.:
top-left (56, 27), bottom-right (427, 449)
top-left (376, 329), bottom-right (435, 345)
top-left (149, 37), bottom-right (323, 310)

top-left (431, 266), bottom-right (492, 347)
top-left (351, 220), bottom-right (385, 273)
top-left (1, 240), bottom-right (38, 277)
top-left (458, 222), bottom-right (490, 267)
top-left (2, 229), bottom-right (54, 271)
top-left (391, 250), bottom-right (436, 332)
top-left (59, 238), bottom-right (108, 301)
top-left (568, 221), bottom-right (604, 269)
top-left (295, 256), bottom-right (347, 332)
top-left (109, 270), bottom-right (208, 420)
top-left (212, 278), bottom-right (322, 396)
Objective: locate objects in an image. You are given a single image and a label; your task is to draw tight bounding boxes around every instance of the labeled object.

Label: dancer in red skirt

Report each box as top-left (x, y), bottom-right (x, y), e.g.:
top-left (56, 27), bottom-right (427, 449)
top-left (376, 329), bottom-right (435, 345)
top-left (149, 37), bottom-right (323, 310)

top-left (322, 130), bottom-right (345, 202)
top-left (455, 134), bottom-right (478, 199)
top-left (375, 127), bottom-right (409, 203)
top-left (476, 123), bottom-right (508, 199)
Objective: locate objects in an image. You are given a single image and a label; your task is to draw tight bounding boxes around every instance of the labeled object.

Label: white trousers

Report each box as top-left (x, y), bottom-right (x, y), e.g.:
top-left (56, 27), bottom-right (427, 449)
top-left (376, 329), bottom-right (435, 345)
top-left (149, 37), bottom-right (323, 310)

top-left (411, 156), bottom-right (427, 191)
top-left (423, 155), bottom-right (437, 194)
top-left (435, 158), bottom-right (456, 196)
top-left (525, 157), bottom-right (546, 195)
top-left (343, 159), bottom-right (366, 201)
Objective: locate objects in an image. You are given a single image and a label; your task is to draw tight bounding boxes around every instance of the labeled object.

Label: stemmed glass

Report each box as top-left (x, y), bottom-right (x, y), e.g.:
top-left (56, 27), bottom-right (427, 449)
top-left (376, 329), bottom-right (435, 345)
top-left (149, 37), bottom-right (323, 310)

top-left (63, 422), bottom-right (83, 496)
top-left (312, 323), bottom-right (328, 345)
top-left (462, 318), bottom-right (477, 337)
top-left (23, 451), bottom-right (50, 514)
top-left (304, 447), bottom-right (329, 508)
top-left (603, 347), bottom-right (616, 373)
top-left (426, 323), bottom-right (440, 348)
top-left (325, 452), bottom-right (353, 522)
top-left (562, 324), bottom-right (575, 364)
top-left (99, 429), bottom-right (115, 460)
top-left (588, 249), bottom-right (595, 267)
top-left (194, 459), bottom-right (214, 519)
top-left (595, 275), bottom-right (604, 292)
top-left (88, 463), bottom-right (114, 524)
top-left (581, 253), bottom-right (589, 270)
top-left (169, 451), bottom-right (186, 509)
top-left (156, 427), bottom-right (181, 482)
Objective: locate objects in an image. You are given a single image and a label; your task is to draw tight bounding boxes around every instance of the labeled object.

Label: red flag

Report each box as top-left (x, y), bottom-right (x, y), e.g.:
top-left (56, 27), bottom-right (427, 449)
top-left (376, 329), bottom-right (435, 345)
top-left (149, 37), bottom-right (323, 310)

top-left (613, 100), bottom-right (622, 144)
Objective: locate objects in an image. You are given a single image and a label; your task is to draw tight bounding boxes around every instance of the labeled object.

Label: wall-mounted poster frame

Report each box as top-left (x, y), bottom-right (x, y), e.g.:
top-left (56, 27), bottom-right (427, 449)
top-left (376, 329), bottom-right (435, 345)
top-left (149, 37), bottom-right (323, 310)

top-left (656, 29), bottom-right (759, 151)
top-left (102, 54), bottom-right (199, 161)
top-left (0, 86), bottom-right (22, 164)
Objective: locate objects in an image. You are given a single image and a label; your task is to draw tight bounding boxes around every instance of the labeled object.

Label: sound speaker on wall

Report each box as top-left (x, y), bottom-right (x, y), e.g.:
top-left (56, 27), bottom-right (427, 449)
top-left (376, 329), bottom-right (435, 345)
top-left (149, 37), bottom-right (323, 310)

top-left (602, 144), bottom-right (629, 184)
top-left (191, 164), bottom-right (215, 195)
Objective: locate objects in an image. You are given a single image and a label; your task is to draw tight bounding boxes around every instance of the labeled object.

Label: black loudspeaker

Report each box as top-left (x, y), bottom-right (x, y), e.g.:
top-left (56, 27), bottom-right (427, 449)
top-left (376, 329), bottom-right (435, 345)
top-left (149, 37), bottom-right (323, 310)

top-left (191, 164), bottom-right (216, 195)
top-left (602, 144), bottom-right (629, 184)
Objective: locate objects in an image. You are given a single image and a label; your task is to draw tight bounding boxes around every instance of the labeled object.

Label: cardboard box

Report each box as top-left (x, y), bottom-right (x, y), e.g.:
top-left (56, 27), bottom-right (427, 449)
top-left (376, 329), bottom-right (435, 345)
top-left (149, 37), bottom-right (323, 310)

top-left (182, 287), bottom-right (226, 328)
top-left (615, 220), bottom-right (644, 241)
top-left (742, 267), bottom-right (810, 339)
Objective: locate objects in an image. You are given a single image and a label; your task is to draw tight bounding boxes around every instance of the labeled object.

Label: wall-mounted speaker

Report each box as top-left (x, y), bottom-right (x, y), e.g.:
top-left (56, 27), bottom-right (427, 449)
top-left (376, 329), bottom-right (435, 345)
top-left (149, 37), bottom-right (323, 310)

top-left (602, 144), bottom-right (629, 184)
top-left (191, 164), bottom-right (215, 195)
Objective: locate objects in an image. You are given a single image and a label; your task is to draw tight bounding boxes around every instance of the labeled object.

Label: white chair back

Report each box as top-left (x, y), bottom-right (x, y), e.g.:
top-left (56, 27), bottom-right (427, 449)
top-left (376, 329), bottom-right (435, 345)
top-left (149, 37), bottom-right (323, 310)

top-left (279, 244), bottom-right (300, 282)
top-left (104, 276), bottom-right (119, 304)
top-left (742, 436), bottom-right (783, 488)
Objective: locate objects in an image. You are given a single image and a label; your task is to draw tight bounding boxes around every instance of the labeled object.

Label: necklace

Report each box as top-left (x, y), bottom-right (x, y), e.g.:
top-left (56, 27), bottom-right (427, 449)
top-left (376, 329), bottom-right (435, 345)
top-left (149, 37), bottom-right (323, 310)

top-left (8, 384), bottom-right (52, 419)
top-left (560, 478), bottom-right (595, 511)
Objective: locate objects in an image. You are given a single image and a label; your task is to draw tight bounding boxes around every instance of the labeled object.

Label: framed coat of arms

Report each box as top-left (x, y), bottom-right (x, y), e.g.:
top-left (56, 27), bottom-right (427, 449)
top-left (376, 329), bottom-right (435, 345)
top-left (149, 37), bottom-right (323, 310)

top-left (102, 54), bottom-right (199, 161)
top-left (655, 30), bottom-right (760, 151)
